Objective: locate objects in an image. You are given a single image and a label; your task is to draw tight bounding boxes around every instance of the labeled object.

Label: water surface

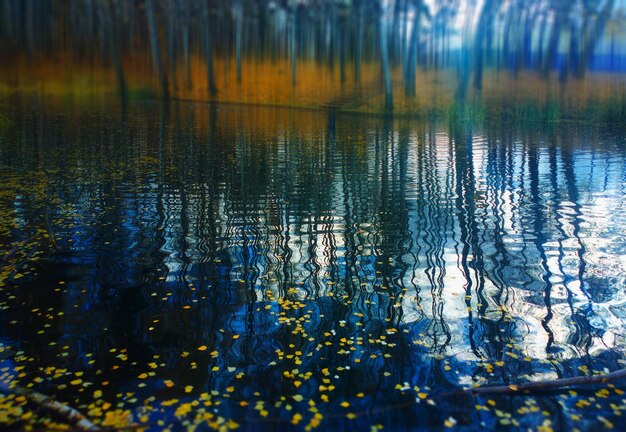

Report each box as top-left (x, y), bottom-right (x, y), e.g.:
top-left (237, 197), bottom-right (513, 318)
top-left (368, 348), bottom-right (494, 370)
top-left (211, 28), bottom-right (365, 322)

top-left (1, 99), bottom-right (626, 430)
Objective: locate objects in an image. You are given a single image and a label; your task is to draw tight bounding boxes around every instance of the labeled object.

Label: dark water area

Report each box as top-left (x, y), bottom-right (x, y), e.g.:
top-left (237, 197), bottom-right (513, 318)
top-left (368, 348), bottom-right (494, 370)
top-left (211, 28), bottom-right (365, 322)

top-left (1, 99), bottom-right (626, 430)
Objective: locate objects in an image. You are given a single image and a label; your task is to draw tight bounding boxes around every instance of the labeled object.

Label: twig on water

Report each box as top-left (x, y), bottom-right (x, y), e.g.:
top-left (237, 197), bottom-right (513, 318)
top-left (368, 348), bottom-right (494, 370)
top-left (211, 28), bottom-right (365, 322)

top-left (0, 382), bottom-right (102, 431)
top-left (451, 367), bottom-right (626, 397)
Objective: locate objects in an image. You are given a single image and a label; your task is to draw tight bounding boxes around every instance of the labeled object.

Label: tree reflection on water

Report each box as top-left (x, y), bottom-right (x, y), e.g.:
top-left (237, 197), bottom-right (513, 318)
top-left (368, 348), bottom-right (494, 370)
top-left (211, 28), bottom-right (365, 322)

top-left (0, 100), bottom-right (625, 430)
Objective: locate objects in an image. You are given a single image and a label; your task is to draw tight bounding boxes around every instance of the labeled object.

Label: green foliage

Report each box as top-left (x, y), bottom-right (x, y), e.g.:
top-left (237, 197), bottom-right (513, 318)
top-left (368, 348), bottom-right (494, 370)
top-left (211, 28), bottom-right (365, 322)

top-left (583, 95), bottom-right (626, 124)
top-left (444, 100), bottom-right (486, 125)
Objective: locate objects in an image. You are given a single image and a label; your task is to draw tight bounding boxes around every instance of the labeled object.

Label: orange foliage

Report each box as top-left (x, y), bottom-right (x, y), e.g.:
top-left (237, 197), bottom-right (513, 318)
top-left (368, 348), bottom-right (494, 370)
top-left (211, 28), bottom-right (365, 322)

top-left (1, 53), bottom-right (624, 115)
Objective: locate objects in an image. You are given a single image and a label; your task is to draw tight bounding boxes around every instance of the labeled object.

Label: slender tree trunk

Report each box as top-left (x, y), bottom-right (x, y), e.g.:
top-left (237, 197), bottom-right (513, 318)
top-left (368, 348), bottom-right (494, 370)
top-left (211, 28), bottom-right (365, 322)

top-left (522, 11), bottom-right (533, 71)
top-left (290, 6), bottom-right (297, 87)
top-left (328, 6), bottom-right (335, 73)
top-left (456, 40), bottom-right (470, 101)
top-left (2, 1), bottom-right (13, 42)
top-left (145, 0), bottom-right (169, 99)
top-left (399, 0), bottom-right (407, 61)
top-left (404, 2), bottom-right (420, 97)
top-left (105, 0), bottom-right (127, 101)
top-left (578, 0), bottom-right (615, 78)
top-left (536, 11), bottom-right (548, 71)
top-left (166, 0), bottom-right (177, 92)
top-left (473, 0), bottom-right (496, 90)
top-left (354, 5), bottom-right (363, 84)
top-left (202, 0), bottom-right (217, 96)
top-left (24, 0), bottom-right (35, 59)
top-left (391, 0), bottom-right (401, 64)
top-left (257, 0), bottom-right (267, 58)
top-left (180, 0), bottom-right (191, 89)
top-left (339, 14), bottom-right (346, 84)
top-left (234, 1), bottom-right (243, 83)
top-left (379, 5), bottom-right (393, 111)
top-left (543, 4), bottom-right (570, 79)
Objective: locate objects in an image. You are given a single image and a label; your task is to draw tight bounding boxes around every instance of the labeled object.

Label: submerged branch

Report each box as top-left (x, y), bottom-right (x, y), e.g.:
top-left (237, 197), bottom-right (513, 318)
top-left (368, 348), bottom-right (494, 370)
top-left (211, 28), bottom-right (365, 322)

top-left (463, 368), bottom-right (626, 396)
top-left (0, 383), bottom-right (102, 431)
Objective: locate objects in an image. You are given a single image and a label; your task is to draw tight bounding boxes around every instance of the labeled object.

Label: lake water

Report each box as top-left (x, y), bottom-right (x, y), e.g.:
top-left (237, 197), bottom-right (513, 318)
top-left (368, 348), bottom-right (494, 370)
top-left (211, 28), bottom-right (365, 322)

top-left (1, 99), bottom-right (626, 430)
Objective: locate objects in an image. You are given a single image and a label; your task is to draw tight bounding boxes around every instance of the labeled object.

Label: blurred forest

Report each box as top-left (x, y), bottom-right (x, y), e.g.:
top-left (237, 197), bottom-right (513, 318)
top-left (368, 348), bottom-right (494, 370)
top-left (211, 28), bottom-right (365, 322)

top-left (1, 0), bottom-right (626, 117)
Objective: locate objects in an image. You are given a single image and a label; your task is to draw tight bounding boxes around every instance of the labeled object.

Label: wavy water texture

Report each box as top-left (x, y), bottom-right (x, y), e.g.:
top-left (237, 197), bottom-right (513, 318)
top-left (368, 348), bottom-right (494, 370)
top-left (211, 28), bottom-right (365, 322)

top-left (0, 100), bottom-right (625, 430)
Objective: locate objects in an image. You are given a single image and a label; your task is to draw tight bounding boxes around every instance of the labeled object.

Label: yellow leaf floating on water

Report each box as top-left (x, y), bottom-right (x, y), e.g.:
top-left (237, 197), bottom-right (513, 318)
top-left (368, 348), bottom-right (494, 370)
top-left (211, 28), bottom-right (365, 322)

top-left (346, 413), bottom-right (357, 420)
top-left (137, 373), bottom-right (148, 379)
top-left (198, 345), bottom-right (208, 351)
top-left (340, 401), bottom-right (350, 408)
top-left (293, 394), bottom-right (304, 402)
top-left (175, 403), bottom-right (192, 417)
top-left (101, 409), bottom-right (133, 428)
top-left (444, 417), bottom-right (457, 428)
top-left (164, 380), bottom-right (174, 388)
top-left (185, 385), bottom-right (193, 393)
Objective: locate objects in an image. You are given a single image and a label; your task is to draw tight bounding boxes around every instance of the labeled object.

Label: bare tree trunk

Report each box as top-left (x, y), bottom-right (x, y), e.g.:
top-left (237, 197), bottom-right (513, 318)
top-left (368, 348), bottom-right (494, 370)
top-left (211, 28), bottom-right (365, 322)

top-left (328, 5), bottom-right (335, 73)
top-left (339, 13), bottom-right (346, 84)
top-left (145, 0), bottom-right (169, 99)
top-left (202, 0), bottom-right (217, 96)
top-left (105, 0), bottom-right (127, 102)
top-left (473, 0), bottom-right (497, 90)
top-left (289, 5), bottom-right (297, 87)
top-left (166, 0), bottom-right (178, 92)
top-left (578, 0), bottom-right (615, 78)
top-left (234, 0), bottom-right (243, 83)
top-left (536, 10), bottom-right (548, 71)
top-left (543, 3), bottom-right (570, 79)
top-left (379, 4), bottom-right (393, 111)
top-left (180, 0), bottom-right (191, 89)
top-left (24, 0), bottom-right (35, 59)
top-left (404, 1), bottom-right (420, 97)
top-left (2, 1), bottom-right (14, 42)
top-left (354, 4), bottom-right (363, 84)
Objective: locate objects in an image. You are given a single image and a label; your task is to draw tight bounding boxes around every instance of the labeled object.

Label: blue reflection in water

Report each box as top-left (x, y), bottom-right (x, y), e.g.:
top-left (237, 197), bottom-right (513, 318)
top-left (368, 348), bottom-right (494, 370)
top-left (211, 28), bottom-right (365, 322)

top-left (0, 101), bottom-right (625, 430)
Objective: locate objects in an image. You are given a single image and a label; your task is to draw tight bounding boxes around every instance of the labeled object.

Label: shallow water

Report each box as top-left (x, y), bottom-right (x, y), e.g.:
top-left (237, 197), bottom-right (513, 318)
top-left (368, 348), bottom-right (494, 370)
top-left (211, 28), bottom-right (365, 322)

top-left (1, 99), bottom-right (626, 430)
